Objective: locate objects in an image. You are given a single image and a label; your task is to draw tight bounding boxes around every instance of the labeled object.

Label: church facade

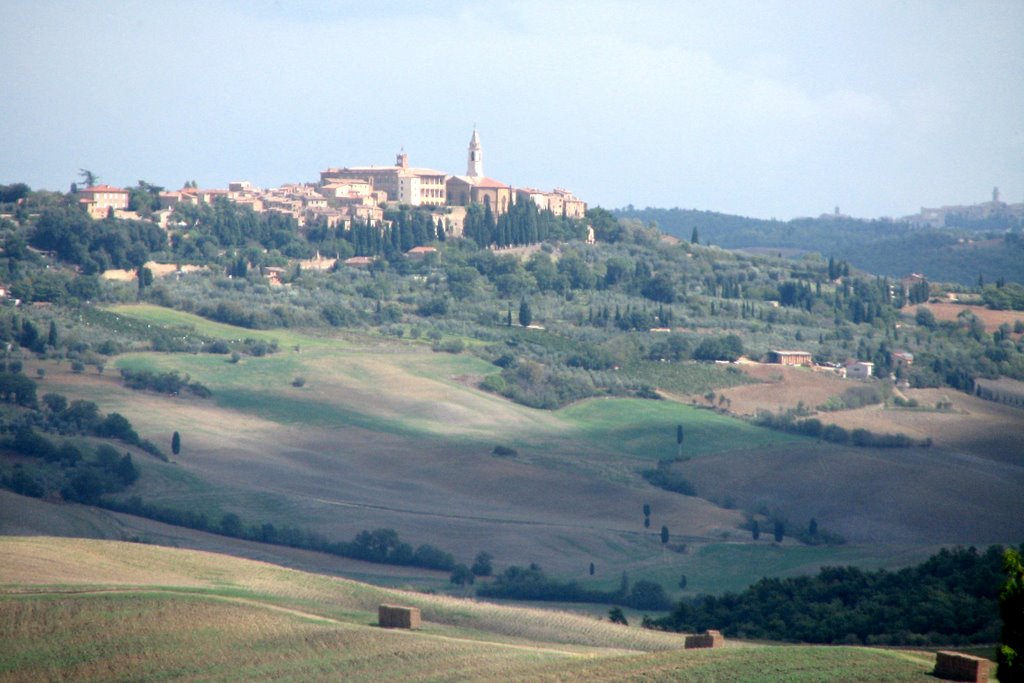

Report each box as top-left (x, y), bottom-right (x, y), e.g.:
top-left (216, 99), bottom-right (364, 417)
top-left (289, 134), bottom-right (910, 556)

top-left (445, 128), bottom-right (513, 214)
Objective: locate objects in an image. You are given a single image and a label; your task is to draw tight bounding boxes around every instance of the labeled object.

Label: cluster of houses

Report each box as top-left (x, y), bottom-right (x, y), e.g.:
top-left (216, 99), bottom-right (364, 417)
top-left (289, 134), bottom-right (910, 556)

top-left (766, 348), bottom-right (914, 381)
top-left (905, 186), bottom-right (1024, 228)
top-left (75, 128), bottom-right (588, 240)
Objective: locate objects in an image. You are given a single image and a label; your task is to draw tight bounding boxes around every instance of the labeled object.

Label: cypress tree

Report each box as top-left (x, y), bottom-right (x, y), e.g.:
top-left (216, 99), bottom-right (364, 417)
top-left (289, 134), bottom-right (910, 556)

top-left (518, 299), bottom-right (532, 327)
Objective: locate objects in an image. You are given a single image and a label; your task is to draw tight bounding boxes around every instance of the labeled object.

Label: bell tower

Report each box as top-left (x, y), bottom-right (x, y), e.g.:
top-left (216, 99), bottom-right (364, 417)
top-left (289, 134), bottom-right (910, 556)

top-left (467, 127), bottom-right (483, 178)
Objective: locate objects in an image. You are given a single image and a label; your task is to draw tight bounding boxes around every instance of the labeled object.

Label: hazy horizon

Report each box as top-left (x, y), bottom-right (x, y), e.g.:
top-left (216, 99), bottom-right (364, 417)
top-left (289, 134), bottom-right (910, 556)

top-left (2, 1), bottom-right (1022, 220)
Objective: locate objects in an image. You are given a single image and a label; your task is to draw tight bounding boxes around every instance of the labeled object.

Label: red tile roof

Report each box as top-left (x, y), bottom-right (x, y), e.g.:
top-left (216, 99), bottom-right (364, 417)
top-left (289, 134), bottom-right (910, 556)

top-left (81, 185), bottom-right (127, 193)
top-left (474, 177), bottom-right (509, 189)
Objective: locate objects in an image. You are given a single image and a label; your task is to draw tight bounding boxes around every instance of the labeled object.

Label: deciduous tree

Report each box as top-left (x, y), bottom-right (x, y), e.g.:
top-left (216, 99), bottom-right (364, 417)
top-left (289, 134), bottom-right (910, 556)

top-left (471, 552), bottom-right (493, 577)
top-left (450, 564), bottom-right (475, 588)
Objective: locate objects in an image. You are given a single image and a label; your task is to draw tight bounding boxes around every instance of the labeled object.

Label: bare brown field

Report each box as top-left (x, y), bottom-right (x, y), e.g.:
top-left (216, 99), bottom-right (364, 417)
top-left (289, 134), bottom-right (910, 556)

top-left (713, 363), bottom-right (1024, 464)
top-left (100, 261), bottom-right (205, 281)
top-left (915, 302), bottom-right (1024, 333)
top-left (669, 365), bottom-right (1024, 545)
top-left (713, 363), bottom-right (849, 416)
top-left (824, 388), bottom-right (1024, 465)
top-left (679, 439), bottom-right (1024, 544)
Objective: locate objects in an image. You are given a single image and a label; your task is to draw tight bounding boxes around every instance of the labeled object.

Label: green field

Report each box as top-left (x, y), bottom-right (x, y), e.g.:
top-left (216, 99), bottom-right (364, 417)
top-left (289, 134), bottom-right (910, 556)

top-left (558, 399), bottom-right (800, 461)
top-left (0, 537), bottom-right (941, 682)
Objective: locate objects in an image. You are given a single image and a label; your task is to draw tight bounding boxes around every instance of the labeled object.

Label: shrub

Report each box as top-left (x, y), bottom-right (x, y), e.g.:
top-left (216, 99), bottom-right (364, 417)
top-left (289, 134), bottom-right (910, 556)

top-left (642, 467), bottom-right (696, 496)
top-left (432, 338), bottom-right (465, 353)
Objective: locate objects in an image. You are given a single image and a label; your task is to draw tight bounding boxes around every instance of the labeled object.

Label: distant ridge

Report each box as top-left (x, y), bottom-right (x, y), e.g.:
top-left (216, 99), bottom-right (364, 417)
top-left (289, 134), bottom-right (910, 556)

top-left (614, 206), bottom-right (1024, 285)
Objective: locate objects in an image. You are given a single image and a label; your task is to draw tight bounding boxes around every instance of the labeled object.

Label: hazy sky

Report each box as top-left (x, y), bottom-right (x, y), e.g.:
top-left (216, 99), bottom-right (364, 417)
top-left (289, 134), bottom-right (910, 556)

top-left (2, 1), bottom-right (1022, 219)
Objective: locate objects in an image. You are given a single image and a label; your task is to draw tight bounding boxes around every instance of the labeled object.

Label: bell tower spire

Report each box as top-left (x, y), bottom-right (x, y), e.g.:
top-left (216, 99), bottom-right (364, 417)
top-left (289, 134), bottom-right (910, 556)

top-left (467, 126), bottom-right (483, 178)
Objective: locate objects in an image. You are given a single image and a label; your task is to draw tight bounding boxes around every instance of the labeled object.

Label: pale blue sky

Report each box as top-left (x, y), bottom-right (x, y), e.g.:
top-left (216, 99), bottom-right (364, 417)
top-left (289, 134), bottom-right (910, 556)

top-left (2, 1), bottom-right (1022, 219)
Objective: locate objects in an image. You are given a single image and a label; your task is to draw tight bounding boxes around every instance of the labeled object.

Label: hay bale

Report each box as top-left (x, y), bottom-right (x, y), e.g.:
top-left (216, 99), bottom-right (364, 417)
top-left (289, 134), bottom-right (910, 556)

top-left (684, 629), bottom-right (725, 649)
top-left (378, 604), bottom-right (421, 629)
top-left (934, 651), bottom-right (989, 682)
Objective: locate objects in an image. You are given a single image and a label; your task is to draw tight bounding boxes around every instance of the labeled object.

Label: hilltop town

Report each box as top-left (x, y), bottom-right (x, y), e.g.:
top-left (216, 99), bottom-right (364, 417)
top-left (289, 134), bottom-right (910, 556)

top-left (73, 129), bottom-right (588, 241)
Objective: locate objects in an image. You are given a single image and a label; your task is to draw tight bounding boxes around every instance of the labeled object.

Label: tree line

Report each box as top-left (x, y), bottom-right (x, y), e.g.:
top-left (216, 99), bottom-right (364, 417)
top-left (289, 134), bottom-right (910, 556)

top-left (477, 563), bottom-right (673, 611)
top-left (645, 544), bottom-right (1013, 646)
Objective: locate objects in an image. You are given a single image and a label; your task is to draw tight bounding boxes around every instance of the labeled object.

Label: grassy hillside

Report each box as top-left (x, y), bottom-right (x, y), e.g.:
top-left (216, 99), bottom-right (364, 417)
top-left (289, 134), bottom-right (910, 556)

top-left (7, 303), bottom-right (1020, 598)
top-left (0, 537), bottom-right (939, 682)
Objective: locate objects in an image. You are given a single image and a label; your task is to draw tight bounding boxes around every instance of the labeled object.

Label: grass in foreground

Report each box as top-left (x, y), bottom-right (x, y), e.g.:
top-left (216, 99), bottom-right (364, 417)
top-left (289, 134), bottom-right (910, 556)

top-left (0, 538), bottom-right (938, 683)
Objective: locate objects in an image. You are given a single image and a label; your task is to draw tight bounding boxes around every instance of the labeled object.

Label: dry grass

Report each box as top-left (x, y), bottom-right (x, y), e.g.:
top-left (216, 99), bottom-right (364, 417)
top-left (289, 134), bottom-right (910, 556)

top-left (915, 302), bottom-right (1024, 334)
top-left (0, 537), bottom-right (684, 652)
top-left (712, 363), bottom-right (849, 417)
top-left (0, 594), bottom-right (578, 682)
top-left (0, 537), bottom-right (937, 682)
top-left (100, 262), bottom-right (205, 281)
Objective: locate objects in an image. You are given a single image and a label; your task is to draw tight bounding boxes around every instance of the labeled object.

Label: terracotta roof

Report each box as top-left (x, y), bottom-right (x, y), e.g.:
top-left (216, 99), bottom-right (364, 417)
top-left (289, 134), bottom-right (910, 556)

top-left (449, 176), bottom-right (509, 189)
top-left (81, 185), bottom-right (127, 193)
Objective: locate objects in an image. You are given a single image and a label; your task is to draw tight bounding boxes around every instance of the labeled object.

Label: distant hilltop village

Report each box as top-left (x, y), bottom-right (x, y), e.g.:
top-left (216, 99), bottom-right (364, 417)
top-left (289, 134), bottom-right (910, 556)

top-left (75, 129), bottom-right (587, 239)
top-left (904, 187), bottom-right (1024, 228)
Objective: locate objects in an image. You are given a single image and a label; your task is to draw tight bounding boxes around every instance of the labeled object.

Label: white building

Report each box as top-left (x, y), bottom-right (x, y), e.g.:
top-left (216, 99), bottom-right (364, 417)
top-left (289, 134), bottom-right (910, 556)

top-left (846, 361), bottom-right (875, 380)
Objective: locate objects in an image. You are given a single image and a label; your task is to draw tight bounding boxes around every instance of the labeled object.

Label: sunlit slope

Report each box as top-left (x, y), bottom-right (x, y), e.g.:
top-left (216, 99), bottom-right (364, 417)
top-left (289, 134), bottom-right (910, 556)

top-left (26, 304), bottom-right (1022, 589)
top-left (0, 538), bottom-right (935, 682)
top-left (101, 304), bottom-right (793, 455)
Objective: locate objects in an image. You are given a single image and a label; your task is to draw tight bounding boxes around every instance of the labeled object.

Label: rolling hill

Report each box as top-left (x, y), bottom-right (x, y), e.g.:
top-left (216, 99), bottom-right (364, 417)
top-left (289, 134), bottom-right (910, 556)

top-left (4, 304), bottom-right (1021, 600)
top-left (0, 537), bottom-right (941, 682)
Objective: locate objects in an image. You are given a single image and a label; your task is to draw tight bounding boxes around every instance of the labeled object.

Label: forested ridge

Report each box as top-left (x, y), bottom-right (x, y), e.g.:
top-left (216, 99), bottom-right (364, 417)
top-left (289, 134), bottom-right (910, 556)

top-left (615, 206), bottom-right (1024, 285)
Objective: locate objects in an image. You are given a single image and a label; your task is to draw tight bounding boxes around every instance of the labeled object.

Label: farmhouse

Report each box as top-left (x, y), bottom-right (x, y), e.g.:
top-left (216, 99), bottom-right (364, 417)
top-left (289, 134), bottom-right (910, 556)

top-left (846, 361), bottom-right (874, 380)
top-left (78, 185), bottom-right (129, 219)
top-left (262, 266), bottom-right (287, 285)
top-left (343, 256), bottom-right (375, 268)
top-left (891, 351), bottom-right (914, 367)
top-left (767, 350), bottom-right (812, 366)
top-left (406, 246), bottom-right (438, 260)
